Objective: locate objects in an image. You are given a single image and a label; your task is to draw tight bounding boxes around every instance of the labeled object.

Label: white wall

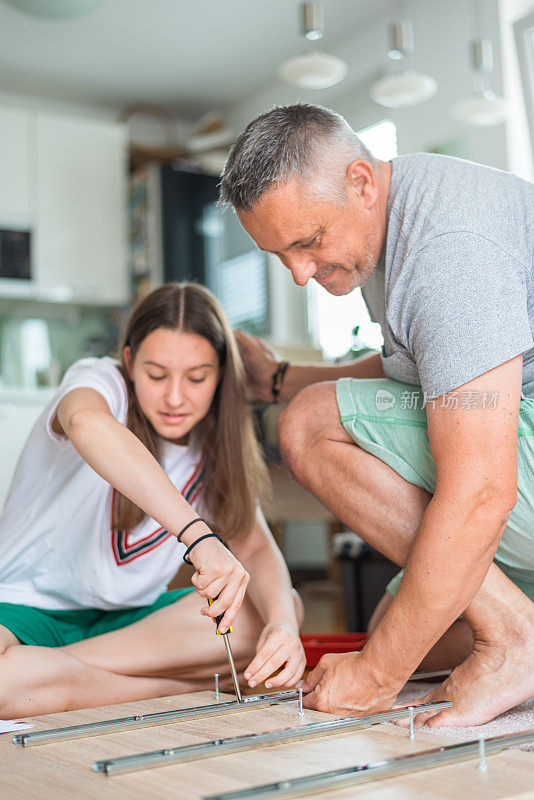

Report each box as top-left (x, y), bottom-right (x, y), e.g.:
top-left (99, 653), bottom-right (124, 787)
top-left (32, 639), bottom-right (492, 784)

top-left (228, 0), bottom-right (506, 166)
top-left (0, 90), bottom-right (194, 149)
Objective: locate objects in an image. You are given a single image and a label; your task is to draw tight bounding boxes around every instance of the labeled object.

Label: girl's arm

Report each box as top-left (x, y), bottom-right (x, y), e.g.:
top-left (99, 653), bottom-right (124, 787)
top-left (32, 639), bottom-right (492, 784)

top-left (55, 387), bottom-right (249, 630)
top-left (230, 511), bottom-right (306, 689)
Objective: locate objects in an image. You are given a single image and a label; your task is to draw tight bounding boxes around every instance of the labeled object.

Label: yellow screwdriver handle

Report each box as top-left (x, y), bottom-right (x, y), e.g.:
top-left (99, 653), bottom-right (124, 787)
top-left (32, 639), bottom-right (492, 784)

top-left (208, 597), bottom-right (233, 635)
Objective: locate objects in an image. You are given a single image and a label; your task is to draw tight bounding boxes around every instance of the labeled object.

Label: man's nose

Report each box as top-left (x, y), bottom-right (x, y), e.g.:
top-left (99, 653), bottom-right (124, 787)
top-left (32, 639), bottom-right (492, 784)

top-left (285, 254), bottom-right (317, 287)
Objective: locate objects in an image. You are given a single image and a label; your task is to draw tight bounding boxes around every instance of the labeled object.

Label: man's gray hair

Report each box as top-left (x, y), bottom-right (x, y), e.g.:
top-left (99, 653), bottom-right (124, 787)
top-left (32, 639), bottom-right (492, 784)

top-left (219, 103), bottom-right (377, 212)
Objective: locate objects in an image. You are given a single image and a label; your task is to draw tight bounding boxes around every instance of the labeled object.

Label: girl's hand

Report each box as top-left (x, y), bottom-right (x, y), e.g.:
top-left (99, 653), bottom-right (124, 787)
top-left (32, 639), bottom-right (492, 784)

top-left (190, 537), bottom-right (250, 632)
top-left (243, 623), bottom-right (306, 689)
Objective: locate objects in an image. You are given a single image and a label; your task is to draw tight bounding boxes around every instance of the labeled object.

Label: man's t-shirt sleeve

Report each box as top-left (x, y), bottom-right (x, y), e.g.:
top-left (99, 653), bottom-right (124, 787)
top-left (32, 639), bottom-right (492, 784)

top-left (402, 232), bottom-right (533, 398)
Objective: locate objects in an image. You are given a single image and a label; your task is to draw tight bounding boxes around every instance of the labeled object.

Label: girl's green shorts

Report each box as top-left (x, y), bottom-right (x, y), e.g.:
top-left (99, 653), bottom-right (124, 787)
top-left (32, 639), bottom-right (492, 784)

top-left (336, 377), bottom-right (534, 603)
top-left (0, 588), bottom-right (195, 647)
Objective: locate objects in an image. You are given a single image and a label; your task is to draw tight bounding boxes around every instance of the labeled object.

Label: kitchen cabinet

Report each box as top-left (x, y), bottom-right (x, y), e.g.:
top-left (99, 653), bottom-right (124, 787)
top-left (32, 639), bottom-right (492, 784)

top-left (0, 106), bottom-right (34, 225)
top-left (35, 113), bottom-right (129, 305)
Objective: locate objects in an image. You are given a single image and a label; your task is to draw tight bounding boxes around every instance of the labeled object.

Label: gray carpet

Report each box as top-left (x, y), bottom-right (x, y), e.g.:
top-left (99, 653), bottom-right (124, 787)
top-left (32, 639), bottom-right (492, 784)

top-left (395, 681), bottom-right (534, 751)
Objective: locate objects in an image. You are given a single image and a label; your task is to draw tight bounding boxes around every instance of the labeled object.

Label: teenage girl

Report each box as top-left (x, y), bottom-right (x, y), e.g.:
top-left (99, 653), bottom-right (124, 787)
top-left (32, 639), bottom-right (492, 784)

top-left (0, 283), bottom-right (304, 719)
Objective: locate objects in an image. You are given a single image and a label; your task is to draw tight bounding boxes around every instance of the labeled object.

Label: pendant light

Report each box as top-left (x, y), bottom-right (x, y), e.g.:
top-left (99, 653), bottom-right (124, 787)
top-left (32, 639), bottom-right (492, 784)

top-left (451, 0), bottom-right (506, 127)
top-left (278, 1), bottom-right (348, 90)
top-left (370, 5), bottom-right (438, 108)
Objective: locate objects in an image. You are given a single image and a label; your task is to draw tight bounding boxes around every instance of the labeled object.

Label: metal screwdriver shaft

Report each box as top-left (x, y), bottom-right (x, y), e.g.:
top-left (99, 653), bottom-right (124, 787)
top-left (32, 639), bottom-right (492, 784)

top-left (222, 631), bottom-right (243, 703)
top-left (208, 598), bottom-right (242, 703)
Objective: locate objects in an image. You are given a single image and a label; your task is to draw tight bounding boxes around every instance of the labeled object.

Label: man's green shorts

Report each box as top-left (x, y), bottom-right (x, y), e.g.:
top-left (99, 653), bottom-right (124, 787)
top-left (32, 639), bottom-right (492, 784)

top-left (336, 377), bottom-right (534, 603)
top-left (0, 588), bottom-right (195, 647)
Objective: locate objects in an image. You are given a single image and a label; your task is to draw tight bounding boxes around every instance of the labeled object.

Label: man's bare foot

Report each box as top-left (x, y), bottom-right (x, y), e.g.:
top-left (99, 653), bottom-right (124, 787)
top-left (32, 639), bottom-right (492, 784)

top-left (397, 612), bottom-right (534, 728)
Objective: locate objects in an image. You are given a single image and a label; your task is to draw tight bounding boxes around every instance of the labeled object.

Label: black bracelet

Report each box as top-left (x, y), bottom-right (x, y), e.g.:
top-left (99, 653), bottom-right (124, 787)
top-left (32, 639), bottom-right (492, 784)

top-left (183, 532), bottom-right (223, 565)
top-left (271, 361), bottom-right (289, 402)
top-left (177, 517), bottom-right (206, 544)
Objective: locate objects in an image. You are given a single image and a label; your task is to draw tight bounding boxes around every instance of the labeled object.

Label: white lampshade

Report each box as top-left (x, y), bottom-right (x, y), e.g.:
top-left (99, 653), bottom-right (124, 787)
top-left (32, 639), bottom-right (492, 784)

top-left (3, 0), bottom-right (104, 19)
top-left (278, 52), bottom-right (348, 90)
top-left (451, 89), bottom-right (507, 127)
top-left (370, 70), bottom-right (438, 108)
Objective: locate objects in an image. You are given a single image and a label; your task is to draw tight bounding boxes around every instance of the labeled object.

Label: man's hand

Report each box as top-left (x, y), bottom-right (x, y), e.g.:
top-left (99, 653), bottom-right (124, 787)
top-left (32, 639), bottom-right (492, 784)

top-left (301, 651), bottom-right (399, 716)
top-left (235, 330), bottom-right (280, 403)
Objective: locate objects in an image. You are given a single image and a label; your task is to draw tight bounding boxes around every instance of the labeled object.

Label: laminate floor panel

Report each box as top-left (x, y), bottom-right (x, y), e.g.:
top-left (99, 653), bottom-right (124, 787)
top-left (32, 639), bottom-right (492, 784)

top-left (1, 691), bottom-right (532, 799)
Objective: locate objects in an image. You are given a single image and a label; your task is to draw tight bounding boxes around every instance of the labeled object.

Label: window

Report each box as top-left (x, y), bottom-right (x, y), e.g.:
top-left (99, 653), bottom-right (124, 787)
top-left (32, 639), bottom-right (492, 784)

top-left (514, 9), bottom-right (534, 168)
top-left (357, 119), bottom-right (398, 161)
top-left (307, 120), bottom-right (397, 359)
top-left (204, 205), bottom-right (269, 336)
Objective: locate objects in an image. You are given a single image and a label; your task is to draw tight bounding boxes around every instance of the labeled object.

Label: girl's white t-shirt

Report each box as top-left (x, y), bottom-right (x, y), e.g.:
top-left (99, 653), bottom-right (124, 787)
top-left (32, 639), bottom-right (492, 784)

top-left (0, 357), bottom-right (204, 611)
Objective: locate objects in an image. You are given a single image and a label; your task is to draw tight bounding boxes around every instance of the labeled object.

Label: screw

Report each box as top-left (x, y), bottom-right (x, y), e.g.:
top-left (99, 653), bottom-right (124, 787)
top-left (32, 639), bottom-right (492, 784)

top-left (409, 706), bottom-right (415, 740)
top-left (478, 736), bottom-right (487, 771)
top-left (214, 673), bottom-right (220, 701)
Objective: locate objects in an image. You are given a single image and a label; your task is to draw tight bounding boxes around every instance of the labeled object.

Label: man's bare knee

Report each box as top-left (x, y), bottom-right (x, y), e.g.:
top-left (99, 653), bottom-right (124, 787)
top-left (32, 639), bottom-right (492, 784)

top-left (278, 382), bottom-right (339, 479)
top-left (278, 398), bottom-right (310, 478)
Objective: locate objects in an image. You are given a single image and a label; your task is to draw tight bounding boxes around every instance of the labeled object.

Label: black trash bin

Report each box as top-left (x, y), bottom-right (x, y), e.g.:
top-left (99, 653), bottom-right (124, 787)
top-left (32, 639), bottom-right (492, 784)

top-left (336, 536), bottom-right (400, 632)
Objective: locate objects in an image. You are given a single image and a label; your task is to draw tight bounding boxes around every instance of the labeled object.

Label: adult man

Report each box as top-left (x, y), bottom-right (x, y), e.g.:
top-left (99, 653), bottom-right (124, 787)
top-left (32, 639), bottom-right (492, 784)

top-left (219, 103), bottom-right (534, 727)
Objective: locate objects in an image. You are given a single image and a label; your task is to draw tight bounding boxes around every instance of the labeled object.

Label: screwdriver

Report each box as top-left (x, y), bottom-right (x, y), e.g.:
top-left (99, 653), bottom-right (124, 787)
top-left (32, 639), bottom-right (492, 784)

top-left (208, 597), bottom-right (243, 703)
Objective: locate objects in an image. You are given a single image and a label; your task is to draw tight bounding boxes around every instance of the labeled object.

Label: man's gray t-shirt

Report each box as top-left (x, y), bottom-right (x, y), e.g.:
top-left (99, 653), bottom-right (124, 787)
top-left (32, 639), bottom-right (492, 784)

top-left (361, 153), bottom-right (534, 398)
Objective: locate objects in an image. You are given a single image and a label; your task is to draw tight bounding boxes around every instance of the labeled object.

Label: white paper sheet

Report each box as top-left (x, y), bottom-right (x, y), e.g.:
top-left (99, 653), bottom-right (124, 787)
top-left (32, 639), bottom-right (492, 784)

top-left (0, 720), bottom-right (34, 734)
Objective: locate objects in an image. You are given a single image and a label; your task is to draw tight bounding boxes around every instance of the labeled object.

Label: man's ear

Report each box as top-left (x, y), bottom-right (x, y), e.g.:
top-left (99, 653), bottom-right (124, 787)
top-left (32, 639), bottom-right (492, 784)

top-left (123, 346), bottom-right (134, 381)
top-left (346, 160), bottom-right (378, 209)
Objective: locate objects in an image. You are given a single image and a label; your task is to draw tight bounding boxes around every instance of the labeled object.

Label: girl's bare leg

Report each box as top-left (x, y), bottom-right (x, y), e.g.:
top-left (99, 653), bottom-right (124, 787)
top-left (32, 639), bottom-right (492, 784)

top-left (0, 591), bottom-right (275, 719)
top-left (0, 626), bottom-right (191, 719)
top-left (64, 589), bottom-right (267, 686)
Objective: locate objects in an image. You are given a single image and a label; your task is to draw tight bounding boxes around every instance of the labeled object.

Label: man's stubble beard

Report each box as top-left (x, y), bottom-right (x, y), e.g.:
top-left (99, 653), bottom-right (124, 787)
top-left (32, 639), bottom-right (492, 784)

top-left (326, 233), bottom-right (378, 296)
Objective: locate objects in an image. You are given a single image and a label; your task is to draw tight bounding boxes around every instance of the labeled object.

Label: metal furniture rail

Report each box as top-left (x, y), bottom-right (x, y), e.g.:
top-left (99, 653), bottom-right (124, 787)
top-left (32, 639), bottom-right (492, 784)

top-left (93, 701), bottom-right (452, 776)
top-left (11, 667), bottom-right (450, 749)
top-left (202, 729), bottom-right (534, 800)
top-left (12, 690), bottom-right (300, 747)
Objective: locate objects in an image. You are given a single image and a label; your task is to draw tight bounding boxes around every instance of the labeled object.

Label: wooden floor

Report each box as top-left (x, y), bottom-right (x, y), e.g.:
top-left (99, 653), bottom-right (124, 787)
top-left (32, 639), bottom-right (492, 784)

top-left (1, 691), bottom-right (532, 799)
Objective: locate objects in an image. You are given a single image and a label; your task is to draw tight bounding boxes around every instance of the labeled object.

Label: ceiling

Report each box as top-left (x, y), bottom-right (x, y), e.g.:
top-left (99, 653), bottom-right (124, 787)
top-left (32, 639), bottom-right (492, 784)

top-left (0, 0), bottom-right (390, 118)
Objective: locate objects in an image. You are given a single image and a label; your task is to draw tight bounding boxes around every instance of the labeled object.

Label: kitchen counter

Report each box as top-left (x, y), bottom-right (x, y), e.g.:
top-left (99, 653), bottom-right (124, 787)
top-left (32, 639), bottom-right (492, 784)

top-left (0, 386), bottom-right (55, 406)
top-left (0, 388), bottom-right (54, 509)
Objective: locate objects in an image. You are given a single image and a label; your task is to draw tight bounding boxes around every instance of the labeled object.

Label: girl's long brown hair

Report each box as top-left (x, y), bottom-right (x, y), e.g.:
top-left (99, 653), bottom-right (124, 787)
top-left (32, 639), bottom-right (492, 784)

top-left (117, 283), bottom-right (269, 541)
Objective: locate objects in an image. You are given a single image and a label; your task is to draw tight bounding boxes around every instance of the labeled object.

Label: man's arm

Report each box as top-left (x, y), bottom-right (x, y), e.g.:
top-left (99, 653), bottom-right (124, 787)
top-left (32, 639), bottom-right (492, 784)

top-left (366, 355), bottom-right (521, 682)
top-left (303, 355), bottom-right (522, 714)
top-left (235, 330), bottom-right (385, 404)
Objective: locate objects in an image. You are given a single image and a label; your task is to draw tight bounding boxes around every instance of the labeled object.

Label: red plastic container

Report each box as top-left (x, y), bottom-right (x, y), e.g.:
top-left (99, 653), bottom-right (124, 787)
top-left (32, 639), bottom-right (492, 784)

top-left (300, 633), bottom-right (368, 668)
